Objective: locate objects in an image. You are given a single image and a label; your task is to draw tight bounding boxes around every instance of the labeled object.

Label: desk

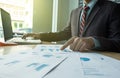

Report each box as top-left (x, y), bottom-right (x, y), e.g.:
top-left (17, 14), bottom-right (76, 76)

top-left (0, 45), bottom-right (120, 60)
top-left (0, 45), bottom-right (120, 78)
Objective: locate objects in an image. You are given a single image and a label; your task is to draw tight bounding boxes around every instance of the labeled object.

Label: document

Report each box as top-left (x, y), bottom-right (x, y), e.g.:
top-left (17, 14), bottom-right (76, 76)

top-left (34, 44), bottom-right (72, 53)
top-left (44, 53), bottom-right (85, 78)
top-left (75, 52), bottom-right (120, 78)
top-left (0, 44), bottom-right (120, 78)
top-left (0, 50), bottom-right (68, 78)
top-left (34, 45), bottom-right (120, 78)
top-left (44, 52), bottom-right (120, 78)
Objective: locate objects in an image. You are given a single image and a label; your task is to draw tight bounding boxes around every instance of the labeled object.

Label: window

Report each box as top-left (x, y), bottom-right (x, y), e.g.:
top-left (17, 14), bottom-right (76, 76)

top-left (0, 0), bottom-right (33, 33)
top-left (14, 23), bottom-right (17, 28)
top-left (19, 23), bottom-right (23, 28)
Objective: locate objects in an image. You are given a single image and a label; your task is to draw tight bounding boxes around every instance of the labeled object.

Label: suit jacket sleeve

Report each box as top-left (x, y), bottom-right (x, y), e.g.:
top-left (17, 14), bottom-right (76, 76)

top-left (39, 11), bottom-right (73, 42)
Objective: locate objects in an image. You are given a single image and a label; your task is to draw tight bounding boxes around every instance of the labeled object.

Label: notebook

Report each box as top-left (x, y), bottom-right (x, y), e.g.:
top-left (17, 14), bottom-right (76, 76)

top-left (0, 8), bottom-right (41, 44)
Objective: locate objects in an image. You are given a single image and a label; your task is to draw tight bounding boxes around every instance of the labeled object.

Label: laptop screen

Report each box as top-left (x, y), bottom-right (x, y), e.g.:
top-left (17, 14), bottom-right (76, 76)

top-left (0, 8), bottom-right (13, 41)
top-left (0, 11), bottom-right (4, 42)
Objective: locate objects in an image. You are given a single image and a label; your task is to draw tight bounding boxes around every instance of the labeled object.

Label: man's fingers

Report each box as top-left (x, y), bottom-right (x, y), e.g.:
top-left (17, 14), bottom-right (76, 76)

top-left (79, 42), bottom-right (90, 52)
top-left (22, 34), bottom-right (32, 39)
top-left (22, 34), bottom-right (29, 39)
top-left (73, 38), bottom-right (82, 51)
top-left (60, 37), bottom-right (76, 50)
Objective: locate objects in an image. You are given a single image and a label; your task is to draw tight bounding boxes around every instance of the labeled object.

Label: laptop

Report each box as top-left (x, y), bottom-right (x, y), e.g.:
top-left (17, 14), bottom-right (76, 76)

top-left (0, 8), bottom-right (41, 44)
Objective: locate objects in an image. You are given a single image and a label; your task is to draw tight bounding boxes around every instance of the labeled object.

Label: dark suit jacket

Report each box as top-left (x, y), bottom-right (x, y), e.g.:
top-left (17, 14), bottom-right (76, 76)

top-left (40, 1), bottom-right (120, 52)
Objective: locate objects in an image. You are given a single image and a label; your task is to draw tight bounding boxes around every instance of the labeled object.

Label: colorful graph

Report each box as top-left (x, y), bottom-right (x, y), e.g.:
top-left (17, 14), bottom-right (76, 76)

top-left (27, 63), bottom-right (49, 71)
top-left (80, 57), bottom-right (90, 61)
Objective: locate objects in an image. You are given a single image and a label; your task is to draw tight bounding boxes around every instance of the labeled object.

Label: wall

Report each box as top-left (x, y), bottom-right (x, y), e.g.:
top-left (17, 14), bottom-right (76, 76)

top-left (57, 0), bottom-right (69, 31)
top-left (33, 0), bottom-right (53, 33)
top-left (33, 0), bottom-right (78, 32)
top-left (57, 0), bottom-right (78, 31)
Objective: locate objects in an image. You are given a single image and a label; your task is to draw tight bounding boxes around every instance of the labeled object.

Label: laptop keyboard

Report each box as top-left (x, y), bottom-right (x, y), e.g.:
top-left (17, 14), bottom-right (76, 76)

top-left (7, 38), bottom-right (41, 44)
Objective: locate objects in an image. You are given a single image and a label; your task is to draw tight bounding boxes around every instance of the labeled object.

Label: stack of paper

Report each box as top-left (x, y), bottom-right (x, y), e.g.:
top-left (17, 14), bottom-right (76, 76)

top-left (0, 49), bottom-right (68, 78)
top-left (0, 44), bottom-right (120, 78)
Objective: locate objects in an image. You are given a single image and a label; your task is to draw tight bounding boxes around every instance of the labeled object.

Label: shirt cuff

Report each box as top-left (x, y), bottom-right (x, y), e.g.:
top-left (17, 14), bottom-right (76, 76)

top-left (92, 37), bottom-right (101, 48)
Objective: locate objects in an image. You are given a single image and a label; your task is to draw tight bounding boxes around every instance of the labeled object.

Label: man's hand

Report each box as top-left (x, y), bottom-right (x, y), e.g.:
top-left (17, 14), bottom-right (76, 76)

top-left (60, 36), bottom-right (95, 52)
top-left (22, 33), bottom-right (40, 39)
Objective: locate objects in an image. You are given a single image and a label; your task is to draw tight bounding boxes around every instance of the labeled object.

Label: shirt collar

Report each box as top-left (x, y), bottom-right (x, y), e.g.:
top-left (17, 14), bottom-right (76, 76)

top-left (83, 0), bottom-right (98, 9)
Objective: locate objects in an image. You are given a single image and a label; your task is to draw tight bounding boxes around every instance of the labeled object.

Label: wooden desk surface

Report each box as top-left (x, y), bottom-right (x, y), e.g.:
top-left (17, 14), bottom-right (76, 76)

top-left (0, 45), bottom-right (120, 60)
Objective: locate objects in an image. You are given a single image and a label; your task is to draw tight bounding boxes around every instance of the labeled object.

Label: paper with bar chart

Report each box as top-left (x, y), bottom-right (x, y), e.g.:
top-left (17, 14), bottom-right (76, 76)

top-left (0, 50), bottom-right (68, 78)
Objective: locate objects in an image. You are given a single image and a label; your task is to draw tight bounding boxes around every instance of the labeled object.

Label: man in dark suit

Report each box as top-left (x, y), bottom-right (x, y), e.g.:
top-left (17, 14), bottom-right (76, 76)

top-left (60, 0), bottom-right (120, 52)
top-left (22, 0), bottom-right (120, 52)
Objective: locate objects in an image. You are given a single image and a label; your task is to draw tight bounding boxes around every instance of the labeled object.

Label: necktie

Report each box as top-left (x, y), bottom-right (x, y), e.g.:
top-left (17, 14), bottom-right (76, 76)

top-left (80, 5), bottom-right (89, 35)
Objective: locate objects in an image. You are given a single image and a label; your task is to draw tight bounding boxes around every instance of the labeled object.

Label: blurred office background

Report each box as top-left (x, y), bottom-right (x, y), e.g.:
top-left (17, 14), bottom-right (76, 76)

top-left (0, 0), bottom-right (120, 34)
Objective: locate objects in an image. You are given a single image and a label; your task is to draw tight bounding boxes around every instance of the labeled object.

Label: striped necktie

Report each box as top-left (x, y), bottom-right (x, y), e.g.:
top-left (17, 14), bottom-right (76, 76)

top-left (80, 5), bottom-right (89, 35)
